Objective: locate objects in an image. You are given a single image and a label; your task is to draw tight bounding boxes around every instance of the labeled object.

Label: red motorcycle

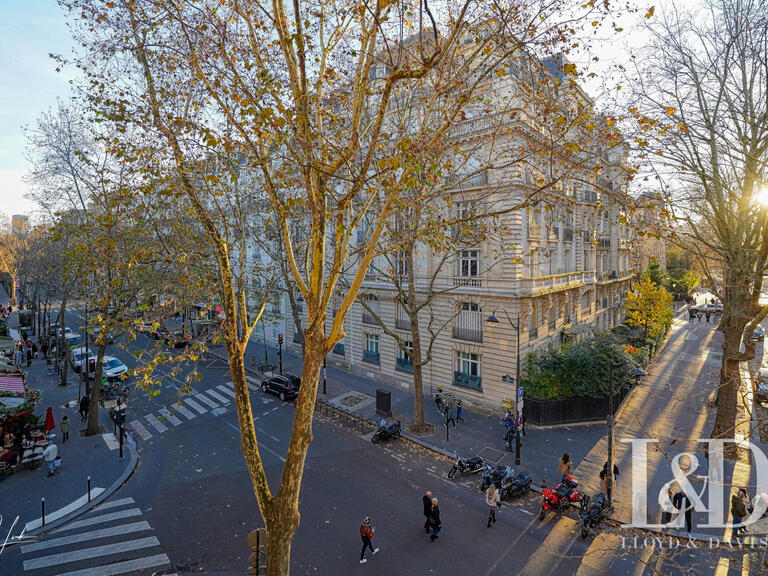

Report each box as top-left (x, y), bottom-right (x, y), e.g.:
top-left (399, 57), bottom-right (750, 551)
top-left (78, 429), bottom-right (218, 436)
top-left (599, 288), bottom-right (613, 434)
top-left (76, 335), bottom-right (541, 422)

top-left (539, 476), bottom-right (581, 521)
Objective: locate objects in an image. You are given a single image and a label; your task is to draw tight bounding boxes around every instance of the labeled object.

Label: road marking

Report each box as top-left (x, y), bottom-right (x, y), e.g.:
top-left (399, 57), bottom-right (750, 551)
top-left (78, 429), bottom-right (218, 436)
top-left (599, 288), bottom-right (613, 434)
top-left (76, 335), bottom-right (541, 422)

top-left (483, 514), bottom-right (542, 576)
top-left (21, 521), bottom-right (151, 553)
top-left (172, 403), bottom-right (196, 420)
top-left (92, 497), bottom-right (135, 512)
top-left (48, 553), bottom-right (170, 576)
top-left (24, 489), bottom-right (106, 532)
top-left (23, 536), bottom-right (161, 570)
top-left (144, 414), bottom-right (168, 433)
top-left (204, 389), bottom-right (230, 404)
top-left (217, 384), bottom-right (236, 399)
top-left (102, 433), bottom-right (119, 450)
top-left (159, 408), bottom-right (182, 426)
top-left (128, 420), bottom-right (152, 441)
top-left (194, 393), bottom-right (220, 410)
top-left (256, 427), bottom-right (281, 443)
top-left (183, 397), bottom-right (208, 414)
top-left (51, 509), bottom-right (144, 533)
top-left (245, 375), bottom-right (260, 391)
top-left (226, 422), bottom-right (286, 462)
top-left (518, 516), bottom-right (579, 576)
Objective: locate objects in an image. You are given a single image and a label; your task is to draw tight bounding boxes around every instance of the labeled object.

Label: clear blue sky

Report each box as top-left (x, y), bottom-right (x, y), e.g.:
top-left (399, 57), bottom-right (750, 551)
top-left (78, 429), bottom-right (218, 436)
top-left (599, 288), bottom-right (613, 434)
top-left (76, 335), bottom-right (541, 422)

top-left (0, 0), bottom-right (73, 219)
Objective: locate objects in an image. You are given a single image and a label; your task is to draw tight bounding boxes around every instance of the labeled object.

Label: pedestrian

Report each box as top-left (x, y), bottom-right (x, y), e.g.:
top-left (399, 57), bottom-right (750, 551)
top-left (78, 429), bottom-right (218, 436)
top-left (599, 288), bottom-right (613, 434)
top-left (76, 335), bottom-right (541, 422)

top-left (14, 347), bottom-right (22, 368)
top-left (673, 489), bottom-right (693, 539)
top-left (518, 413), bottom-right (526, 438)
top-left (602, 461), bottom-right (619, 498)
top-left (428, 497), bottom-right (441, 541)
top-left (486, 483), bottom-right (501, 527)
top-left (60, 415), bottom-right (70, 443)
top-left (705, 311), bottom-right (711, 323)
top-left (43, 406), bottom-right (56, 435)
top-left (558, 453), bottom-right (573, 479)
top-left (422, 490), bottom-right (433, 533)
top-left (456, 401), bottom-right (464, 423)
top-left (31, 341), bottom-right (38, 358)
top-left (41, 339), bottom-right (48, 360)
top-left (358, 517), bottom-right (378, 564)
top-left (79, 394), bottom-right (90, 421)
top-left (446, 404), bottom-right (456, 428)
top-left (43, 442), bottom-right (58, 477)
top-left (504, 425), bottom-right (515, 451)
top-left (26, 347), bottom-right (32, 367)
top-left (697, 312), bottom-right (702, 322)
top-left (660, 484), bottom-right (677, 530)
top-left (688, 308), bottom-right (695, 322)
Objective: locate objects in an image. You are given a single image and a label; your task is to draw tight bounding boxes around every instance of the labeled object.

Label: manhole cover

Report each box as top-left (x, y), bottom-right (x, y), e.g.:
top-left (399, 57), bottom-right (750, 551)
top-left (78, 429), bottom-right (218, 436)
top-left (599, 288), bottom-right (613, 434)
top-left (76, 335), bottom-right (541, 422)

top-left (478, 447), bottom-right (506, 463)
top-left (339, 393), bottom-right (367, 408)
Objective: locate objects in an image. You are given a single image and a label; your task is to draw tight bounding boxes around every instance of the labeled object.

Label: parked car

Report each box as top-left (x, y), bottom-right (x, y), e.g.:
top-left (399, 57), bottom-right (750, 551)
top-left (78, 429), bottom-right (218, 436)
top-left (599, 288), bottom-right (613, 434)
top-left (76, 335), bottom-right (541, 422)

top-left (88, 326), bottom-right (115, 344)
top-left (101, 356), bottom-right (128, 381)
top-left (754, 326), bottom-right (765, 341)
top-left (165, 331), bottom-right (192, 348)
top-left (64, 332), bottom-right (83, 350)
top-left (134, 320), bottom-right (153, 333)
top-left (756, 366), bottom-right (768, 403)
top-left (48, 324), bottom-right (72, 337)
top-left (261, 375), bottom-right (299, 401)
top-left (70, 346), bottom-right (96, 373)
top-left (693, 303), bottom-right (723, 314)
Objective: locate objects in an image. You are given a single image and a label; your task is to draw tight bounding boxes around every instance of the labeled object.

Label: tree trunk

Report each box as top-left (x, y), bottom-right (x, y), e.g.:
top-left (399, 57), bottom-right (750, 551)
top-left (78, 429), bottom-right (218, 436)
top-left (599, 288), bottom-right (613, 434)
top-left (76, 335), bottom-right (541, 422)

top-left (59, 296), bottom-right (69, 387)
top-left (406, 253), bottom-right (426, 432)
top-left (86, 342), bottom-right (106, 436)
top-left (9, 275), bottom-right (16, 306)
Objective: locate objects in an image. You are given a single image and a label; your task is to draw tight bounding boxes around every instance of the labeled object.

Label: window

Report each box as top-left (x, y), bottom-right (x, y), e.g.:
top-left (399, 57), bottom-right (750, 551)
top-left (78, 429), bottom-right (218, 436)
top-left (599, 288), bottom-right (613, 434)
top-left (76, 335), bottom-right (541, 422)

top-left (454, 351), bottom-right (482, 391)
top-left (395, 299), bottom-right (411, 331)
top-left (455, 250), bottom-right (481, 286)
top-left (363, 334), bottom-right (380, 364)
top-left (453, 302), bottom-right (482, 343)
top-left (395, 251), bottom-right (408, 279)
top-left (333, 337), bottom-right (345, 356)
top-left (361, 295), bottom-right (379, 325)
top-left (454, 201), bottom-right (476, 240)
top-left (396, 341), bottom-right (413, 373)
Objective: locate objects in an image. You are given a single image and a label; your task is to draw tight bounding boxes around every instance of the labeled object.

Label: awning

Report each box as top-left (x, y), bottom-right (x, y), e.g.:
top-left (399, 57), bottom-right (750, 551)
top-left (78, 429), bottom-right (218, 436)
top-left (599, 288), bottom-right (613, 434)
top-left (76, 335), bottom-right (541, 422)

top-left (0, 374), bottom-right (25, 394)
top-left (9, 328), bottom-right (20, 341)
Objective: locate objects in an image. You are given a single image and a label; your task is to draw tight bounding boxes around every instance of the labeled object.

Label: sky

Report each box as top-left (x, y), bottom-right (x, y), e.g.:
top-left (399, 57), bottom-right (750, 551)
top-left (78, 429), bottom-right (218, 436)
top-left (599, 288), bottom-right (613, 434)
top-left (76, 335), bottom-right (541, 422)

top-left (0, 0), bottom-right (74, 220)
top-left (0, 1), bottom-right (657, 223)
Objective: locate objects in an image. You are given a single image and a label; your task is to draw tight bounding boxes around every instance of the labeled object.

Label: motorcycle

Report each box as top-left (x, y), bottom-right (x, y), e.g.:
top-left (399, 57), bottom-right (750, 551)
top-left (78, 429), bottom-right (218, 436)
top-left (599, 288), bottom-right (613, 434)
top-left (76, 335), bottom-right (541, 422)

top-left (539, 476), bottom-right (581, 521)
top-left (480, 464), bottom-right (512, 491)
top-left (371, 419), bottom-right (401, 444)
top-left (579, 492), bottom-right (611, 539)
top-left (500, 469), bottom-right (532, 499)
top-left (447, 456), bottom-right (486, 478)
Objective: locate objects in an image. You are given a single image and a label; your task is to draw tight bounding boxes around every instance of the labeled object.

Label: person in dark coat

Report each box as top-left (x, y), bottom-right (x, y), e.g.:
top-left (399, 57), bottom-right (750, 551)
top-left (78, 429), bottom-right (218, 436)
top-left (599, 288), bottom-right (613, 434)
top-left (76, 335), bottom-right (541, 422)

top-left (446, 405), bottom-right (456, 428)
top-left (422, 490), bottom-right (432, 533)
top-left (31, 342), bottom-right (38, 358)
top-left (26, 347), bottom-right (32, 367)
top-left (79, 394), bottom-right (90, 421)
top-left (673, 490), bottom-right (693, 539)
top-left (456, 401), bottom-right (464, 423)
top-left (41, 340), bottom-right (49, 359)
top-left (429, 498), bottom-right (442, 541)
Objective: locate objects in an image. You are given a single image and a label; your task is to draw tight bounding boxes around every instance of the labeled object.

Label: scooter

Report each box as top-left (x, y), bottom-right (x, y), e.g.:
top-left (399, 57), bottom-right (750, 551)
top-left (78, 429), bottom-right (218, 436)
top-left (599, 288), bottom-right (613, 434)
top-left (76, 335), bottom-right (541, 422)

top-left (371, 419), bottom-right (401, 444)
top-left (447, 456), bottom-right (486, 478)
top-left (480, 464), bottom-right (512, 491)
top-left (500, 469), bottom-right (532, 499)
top-left (539, 476), bottom-right (581, 521)
top-left (580, 492), bottom-right (611, 539)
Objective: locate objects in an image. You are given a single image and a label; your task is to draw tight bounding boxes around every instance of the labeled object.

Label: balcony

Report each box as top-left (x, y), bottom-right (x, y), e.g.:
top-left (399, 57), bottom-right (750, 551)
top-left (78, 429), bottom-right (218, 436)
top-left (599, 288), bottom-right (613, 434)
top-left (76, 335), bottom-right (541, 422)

top-left (597, 270), bottom-right (618, 284)
top-left (548, 226), bottom-right (559, 240)
top-left (332, 342), bottom-right (345, 356)
top-left (362, 350), bottom-right (380, 365)
top-left (452, 276), bottom-right (482, 288)
top-left (453, 371), bottom-right (482, 391)
top-left (444, 169), bottom-right (488, 189)
top-left (396, 357), bottom-right (413, 373)
top-left (362, 311), bottom-right (378, 325)
top-left (395, 318), bottom-right (411, 331)
top-left (447, 114), bottom-right (502, 138)
top-left (452, 326), bottom-right (483, 343)
top-left (519, 271), bottom-right (587, 296)
top-left (548, 320), bottom-right (556, 332)
top-left (529, 326), bottom-right (538, 340)
top-left (597, 238), bottom-right (611, 249)
top-left (563, 228), bottom-right (574, 242)
top-left (582, 191), bottom-right (598, 203)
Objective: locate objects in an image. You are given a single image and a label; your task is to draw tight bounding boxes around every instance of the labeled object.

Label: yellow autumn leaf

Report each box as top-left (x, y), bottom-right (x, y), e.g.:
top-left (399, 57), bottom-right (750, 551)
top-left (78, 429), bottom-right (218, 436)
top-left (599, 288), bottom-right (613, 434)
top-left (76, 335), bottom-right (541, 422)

top-left (645, 6), bottom-right (655, 19)
top-left (665, 106), bottom-right (676, 115)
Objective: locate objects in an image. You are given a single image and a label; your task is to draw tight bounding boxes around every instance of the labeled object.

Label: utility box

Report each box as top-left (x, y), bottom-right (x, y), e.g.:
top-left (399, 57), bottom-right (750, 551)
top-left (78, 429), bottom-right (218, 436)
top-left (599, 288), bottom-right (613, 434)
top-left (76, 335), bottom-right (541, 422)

top-left (376, 389), bottom-right (392, 417)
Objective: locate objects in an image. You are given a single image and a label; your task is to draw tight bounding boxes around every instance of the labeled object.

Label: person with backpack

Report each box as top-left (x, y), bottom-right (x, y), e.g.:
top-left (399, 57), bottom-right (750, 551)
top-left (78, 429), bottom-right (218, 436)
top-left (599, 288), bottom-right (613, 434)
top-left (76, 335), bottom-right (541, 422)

top-left (359, 517), bottom-right (378, 564)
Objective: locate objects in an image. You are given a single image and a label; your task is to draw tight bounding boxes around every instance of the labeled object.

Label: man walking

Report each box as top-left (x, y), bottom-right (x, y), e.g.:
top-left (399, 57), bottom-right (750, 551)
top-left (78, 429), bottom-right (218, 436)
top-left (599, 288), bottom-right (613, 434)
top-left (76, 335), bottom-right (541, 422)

top-left (43, 442), bottom-right (58, 477)
top-left (446, 404), bottom-right (457, 428)
top-left (422, 490), bottom-right (433, 533)
top-left (79, 394), bottom-right (90, 421)
top-left (456, 401), bottom-right (464, 423)
top-left (60, 415), bottom-right (70, 443)
top-left (41, 339), bottom-right (49, 360)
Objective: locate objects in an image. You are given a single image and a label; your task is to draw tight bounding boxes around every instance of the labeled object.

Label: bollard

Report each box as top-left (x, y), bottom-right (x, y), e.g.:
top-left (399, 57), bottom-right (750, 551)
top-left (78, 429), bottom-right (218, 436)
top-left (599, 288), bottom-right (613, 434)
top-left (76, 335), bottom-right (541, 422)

top-left (41, 498), bottom-right (45, 527)
top-left (88, 476), bottom-right (91, 502)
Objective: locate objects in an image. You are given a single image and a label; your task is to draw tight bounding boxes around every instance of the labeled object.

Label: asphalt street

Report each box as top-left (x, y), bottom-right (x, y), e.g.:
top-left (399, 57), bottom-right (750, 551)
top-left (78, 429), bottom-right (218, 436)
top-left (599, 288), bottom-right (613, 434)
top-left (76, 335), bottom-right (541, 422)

top-left (3, 306), bottom-right (767, 575)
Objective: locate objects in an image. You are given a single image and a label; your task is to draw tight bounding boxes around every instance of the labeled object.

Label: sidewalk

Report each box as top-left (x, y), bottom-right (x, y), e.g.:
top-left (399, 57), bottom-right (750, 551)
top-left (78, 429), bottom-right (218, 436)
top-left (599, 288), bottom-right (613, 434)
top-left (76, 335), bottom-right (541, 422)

top-left (0, 297), bottom-right (137, 540)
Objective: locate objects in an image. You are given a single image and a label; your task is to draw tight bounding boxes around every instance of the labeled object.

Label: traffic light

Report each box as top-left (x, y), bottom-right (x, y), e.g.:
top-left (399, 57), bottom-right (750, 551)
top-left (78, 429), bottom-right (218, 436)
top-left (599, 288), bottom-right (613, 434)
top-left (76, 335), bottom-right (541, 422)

top-left (278, 334), bottom-right (283, 345)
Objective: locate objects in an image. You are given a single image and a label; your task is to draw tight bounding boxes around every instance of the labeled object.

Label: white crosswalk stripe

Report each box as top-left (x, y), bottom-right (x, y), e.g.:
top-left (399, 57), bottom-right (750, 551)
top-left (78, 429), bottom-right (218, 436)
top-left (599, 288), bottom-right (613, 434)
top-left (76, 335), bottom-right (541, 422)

top-left (21, 496), bottom-right (171, 576)
top-left (102, 433), bottom-right (119, 450)
top-left (171, 402), bottom-right (196, 420)
top-left (217, 384), bottom-right (236, 398)
top-left (245, 375), bottom-right (261, 391)
top-left (128, 420), bottom-right (152, 441)
top-left (144, 414), bottom-right (168, 433)
top-left (194, 392), bottom-right (220, 410)
top-left (158, 408), bottom-right (182, 426)
top-left (183, 396), bottom-right (208, 414)
top-left (204, 388), bottom-right (230, 404)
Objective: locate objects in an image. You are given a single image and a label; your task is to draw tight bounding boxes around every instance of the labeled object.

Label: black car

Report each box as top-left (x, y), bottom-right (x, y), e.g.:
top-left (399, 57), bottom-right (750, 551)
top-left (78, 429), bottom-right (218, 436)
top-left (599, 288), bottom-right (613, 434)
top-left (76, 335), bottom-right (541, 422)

top-left (261, 375), bottom-right (300, 401)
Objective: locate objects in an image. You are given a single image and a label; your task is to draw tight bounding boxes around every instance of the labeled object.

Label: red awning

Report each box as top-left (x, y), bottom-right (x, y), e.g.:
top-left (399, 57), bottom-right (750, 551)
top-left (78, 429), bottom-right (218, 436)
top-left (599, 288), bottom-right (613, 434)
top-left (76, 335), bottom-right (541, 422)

top-left (0, 374), bottom-right (25, 394)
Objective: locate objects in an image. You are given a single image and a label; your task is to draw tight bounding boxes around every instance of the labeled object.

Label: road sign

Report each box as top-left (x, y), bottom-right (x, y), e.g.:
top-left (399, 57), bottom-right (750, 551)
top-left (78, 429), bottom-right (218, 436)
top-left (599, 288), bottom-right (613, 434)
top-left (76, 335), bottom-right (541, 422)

top-left (517, 386), bottom-right (524, 400)
top-left (501, 374), bottom-right (514, 384)
top-left (248, 528), bottom-right (268, 575)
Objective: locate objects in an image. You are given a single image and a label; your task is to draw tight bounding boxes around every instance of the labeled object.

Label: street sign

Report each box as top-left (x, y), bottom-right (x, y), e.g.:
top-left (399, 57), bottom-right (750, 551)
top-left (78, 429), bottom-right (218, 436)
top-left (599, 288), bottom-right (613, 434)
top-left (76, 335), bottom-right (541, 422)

top-left (247, 528), bottom-right (268, 575)
top-left (501, 374), bottom-right (514, 384)
top-left (517, 386), bottom-right (524, 400)
top-left (516, 399), bottom-right (524, 413)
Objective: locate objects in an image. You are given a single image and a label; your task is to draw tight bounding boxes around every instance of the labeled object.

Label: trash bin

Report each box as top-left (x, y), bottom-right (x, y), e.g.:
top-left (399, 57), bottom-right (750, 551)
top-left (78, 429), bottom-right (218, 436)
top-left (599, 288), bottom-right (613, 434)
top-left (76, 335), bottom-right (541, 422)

top-left (376, 389), bottom-right (391, 417)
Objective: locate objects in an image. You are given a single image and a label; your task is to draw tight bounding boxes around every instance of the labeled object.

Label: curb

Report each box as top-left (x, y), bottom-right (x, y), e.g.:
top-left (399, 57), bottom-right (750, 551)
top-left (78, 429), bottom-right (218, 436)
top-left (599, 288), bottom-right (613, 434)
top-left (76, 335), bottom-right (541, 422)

top-left (15, 428), bottom-right (139, 543)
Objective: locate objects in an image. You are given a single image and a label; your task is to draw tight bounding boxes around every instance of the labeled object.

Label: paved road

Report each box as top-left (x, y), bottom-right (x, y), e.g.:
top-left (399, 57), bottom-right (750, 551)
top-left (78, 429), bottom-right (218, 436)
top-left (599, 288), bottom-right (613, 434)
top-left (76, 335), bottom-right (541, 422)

top-left (3, 305), bottom-right (766, 575)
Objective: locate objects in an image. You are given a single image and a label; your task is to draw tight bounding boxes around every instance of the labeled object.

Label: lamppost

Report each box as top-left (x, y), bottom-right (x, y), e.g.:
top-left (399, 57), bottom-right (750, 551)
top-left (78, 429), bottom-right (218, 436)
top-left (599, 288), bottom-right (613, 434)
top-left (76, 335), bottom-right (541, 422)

top-left (607, 359), bottom-right (621, 506)
top-left (487, 309), bottom-right (522, 465)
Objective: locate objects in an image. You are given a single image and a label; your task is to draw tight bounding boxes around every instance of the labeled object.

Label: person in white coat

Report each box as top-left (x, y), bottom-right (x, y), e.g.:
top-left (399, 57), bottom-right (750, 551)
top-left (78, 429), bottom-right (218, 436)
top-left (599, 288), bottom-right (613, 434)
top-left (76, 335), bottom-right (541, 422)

top-left (486, 484), bottom-right (501, 527)
top-left (43, 442), bottom-right (58, 477)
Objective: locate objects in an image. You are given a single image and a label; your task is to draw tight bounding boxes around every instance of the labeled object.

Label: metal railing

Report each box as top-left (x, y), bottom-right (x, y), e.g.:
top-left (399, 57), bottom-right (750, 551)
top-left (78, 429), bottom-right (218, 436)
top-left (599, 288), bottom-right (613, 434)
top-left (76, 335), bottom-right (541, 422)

top-left (453, 371), bottom-right (482, 391)
top-left (452, 326), bottom-right (483, 343)
top-left (395, 318), bottom-right (411, 331)
top-left (362, 312), bottom-right (378, 325)
top-left (396, 357), bottom-right (413, 373)
top-left (332, 342), bottom-right (345, 356)
top-left (362, 350), bottom-right (380, 364)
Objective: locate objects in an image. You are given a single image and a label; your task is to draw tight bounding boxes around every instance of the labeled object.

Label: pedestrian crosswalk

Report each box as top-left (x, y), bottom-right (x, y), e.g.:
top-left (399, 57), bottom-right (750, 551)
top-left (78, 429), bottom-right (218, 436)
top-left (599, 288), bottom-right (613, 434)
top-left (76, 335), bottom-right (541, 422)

top-left (122, 381), bottom-right (273, 444)
top-left (20, 496), bottom-right (176, 576)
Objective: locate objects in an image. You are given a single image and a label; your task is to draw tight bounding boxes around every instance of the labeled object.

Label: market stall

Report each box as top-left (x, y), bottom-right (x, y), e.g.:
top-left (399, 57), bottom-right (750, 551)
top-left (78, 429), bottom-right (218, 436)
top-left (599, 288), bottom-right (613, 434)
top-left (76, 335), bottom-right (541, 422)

top-left (0, 373), bottom-right (42, 479)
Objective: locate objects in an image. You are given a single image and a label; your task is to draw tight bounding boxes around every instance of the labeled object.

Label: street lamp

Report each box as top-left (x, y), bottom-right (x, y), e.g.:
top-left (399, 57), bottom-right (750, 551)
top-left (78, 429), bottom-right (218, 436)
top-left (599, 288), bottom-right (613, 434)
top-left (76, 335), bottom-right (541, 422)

top-left (487, 309), bottom-right (522, 465)
top-left (607, 359), bottom-right (621, 506)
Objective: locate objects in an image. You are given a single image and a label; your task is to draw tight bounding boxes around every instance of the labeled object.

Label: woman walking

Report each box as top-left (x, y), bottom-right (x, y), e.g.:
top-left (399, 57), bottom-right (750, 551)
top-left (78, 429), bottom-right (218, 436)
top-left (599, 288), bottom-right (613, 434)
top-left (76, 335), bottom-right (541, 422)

top-left (486, 484), bottom-right (501, 527)
top-left (558, 453), bottom-right (573, 479)
top-left (358, 517), bottom-right (378, 564)
top-left (429, 497), bottom-right (442, 541)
